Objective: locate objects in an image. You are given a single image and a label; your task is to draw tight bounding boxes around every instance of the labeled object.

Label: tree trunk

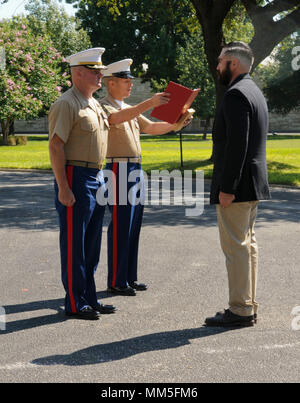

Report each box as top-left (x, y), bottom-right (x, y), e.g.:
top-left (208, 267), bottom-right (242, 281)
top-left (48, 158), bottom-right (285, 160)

top-left (191, 0), bottom-right (234, 106)
top-left (191, 0), bottom-right (300, 104)
top-left (242, 0), bottom-right (300, 70)
top-left (191, 0), bottom-right (300, 165)
top-left (1, 120), bottom-right (11, 146)
top-left (9, 121), bottom-right (15, 135)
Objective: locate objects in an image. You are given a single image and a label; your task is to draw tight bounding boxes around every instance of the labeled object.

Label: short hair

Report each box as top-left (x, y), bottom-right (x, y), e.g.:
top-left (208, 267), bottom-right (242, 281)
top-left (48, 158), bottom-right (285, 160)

top-left (223, 41), bottom-right (254, 70)
top-left (103, 76), bottom-right (118, 87)
top-left (70, 65), bottom-right (86, 77)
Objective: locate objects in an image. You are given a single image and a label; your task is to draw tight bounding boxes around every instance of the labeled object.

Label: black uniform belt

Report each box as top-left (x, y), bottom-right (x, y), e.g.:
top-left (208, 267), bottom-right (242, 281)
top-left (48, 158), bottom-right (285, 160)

top-left (106, 157), bottom-right (141, 163)
top-left (66, 160), bottom-right (104, 170)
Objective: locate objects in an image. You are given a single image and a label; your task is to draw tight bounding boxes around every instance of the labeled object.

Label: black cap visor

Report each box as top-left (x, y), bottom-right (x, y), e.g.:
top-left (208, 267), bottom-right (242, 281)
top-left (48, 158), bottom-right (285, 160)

top-left (112, 71), bottom-right (135, 79)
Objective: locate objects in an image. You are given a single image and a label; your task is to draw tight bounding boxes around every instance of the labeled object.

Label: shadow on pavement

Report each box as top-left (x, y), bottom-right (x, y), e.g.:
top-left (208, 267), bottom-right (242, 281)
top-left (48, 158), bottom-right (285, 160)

top-left (1, 291), bottom-right (114, 335)
top-left (31, 326), bottom-right (234, 367)
top-left (0, 171), bottom-right (300, 231)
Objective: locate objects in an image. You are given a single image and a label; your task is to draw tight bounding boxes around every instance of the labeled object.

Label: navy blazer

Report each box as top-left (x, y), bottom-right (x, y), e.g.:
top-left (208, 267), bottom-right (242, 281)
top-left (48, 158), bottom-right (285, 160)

top-left (210, 73), bottom-right (271, 204)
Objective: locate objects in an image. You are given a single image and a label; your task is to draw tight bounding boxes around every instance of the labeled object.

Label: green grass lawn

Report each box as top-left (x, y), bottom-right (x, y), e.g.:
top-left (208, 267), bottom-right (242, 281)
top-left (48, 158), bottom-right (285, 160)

top-left (0, 134), bottom-right (299, 186)
top-left (0, 136), bottom-right (51, 170)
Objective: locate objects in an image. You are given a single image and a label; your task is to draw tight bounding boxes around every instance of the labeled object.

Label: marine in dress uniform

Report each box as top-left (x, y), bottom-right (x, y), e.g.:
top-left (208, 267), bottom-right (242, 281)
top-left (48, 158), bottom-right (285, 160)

top-left (100, 59), bottom-right (192, 296)
top-left (48, 48), bottom-right (116, 320)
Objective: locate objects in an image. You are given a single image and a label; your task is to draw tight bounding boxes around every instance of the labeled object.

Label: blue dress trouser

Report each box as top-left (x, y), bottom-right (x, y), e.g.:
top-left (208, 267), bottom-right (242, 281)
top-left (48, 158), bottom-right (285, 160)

top-left (106, 162), bottom-right (144, 288)
top-left (54, 166), bottom-right (105, 313)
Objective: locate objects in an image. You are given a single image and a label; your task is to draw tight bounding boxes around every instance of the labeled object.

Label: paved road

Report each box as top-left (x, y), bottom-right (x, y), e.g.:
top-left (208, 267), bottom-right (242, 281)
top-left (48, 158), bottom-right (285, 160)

top-left (0, 170), bottom-right (299, 383)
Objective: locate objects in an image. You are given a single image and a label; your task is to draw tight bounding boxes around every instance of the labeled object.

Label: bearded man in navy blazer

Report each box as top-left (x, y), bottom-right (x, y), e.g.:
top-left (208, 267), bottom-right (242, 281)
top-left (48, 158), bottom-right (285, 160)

top-left (205, 42), bottom-right (270, 328)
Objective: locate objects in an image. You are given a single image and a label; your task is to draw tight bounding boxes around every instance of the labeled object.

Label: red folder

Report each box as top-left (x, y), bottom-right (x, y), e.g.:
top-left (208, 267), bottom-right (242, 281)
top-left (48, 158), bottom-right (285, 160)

top-left (150, 81), bottom-right (200, 124)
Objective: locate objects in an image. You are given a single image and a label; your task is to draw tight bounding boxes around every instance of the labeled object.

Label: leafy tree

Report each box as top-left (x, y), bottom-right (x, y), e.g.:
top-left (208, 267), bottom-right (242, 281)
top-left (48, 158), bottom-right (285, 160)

top-left (191, 0), bottom-right (300, 103)
top-left (265, 69), bottom-right (300, 114)
top-left (25, 0), bottom-right (91, 58)
top-left (223, 2), bottom-right (254, 43)
top-left (69, 1), bottom-right (300, 106)
top-left (0, 17), bottom-right (70, 145)
top-left (260, 34), bottom-right (300, 114)
top-left (176, 32), bottom-right (215, 138)
top-left (66, 0), bottom-right (196, 85)
top-left (174, 4), bottom-right (254, 130)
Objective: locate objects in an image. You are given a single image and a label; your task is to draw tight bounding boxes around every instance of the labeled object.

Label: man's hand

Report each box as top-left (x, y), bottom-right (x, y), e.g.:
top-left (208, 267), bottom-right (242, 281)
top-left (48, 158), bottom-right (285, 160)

top-left (58, 185), bottom-right (76, 207)
top-left (151, 92), bottom-right (170, 107)
top-left (49, 134), bottom-right (76, 207)
top-left (183, 116), bottom-right (193, 127)
top-left (219, 191), bottom-right (235, 208)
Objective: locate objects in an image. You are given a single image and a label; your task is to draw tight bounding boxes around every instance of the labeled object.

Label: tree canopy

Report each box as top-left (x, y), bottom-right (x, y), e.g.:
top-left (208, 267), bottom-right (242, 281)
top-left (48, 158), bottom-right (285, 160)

top-left (260, 34), bottom-right (300, 114)
top-left (66, 0), bottom-right (196, 85)
top-left (0, 16), bottom-right (70, 144)
top-left (191, 0), bottom-right (300, 102)
top-left (68, 0), bottom-right (300, 108)
top-left (176, 32), bottom-right (215, 129)
top-left (25, 0), bottom-right (91, 58)
top-left (2, 0), bottom-right (300, 129)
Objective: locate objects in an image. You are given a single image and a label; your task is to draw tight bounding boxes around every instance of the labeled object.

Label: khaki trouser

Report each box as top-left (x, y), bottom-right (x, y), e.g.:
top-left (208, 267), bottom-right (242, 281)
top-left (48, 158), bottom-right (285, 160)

top-left (216, 201), bottom-right (259, 317)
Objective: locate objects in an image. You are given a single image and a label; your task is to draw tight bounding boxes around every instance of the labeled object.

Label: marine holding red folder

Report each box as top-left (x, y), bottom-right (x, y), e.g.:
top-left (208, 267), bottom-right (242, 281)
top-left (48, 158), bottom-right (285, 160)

top-left (100, 59), bottom-right (195, 297)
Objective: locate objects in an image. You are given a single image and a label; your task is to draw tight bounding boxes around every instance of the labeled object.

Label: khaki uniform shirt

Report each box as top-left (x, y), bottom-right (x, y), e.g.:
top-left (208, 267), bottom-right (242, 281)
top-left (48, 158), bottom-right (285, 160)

top-left (100, 94), bottom-right (151, 158)
top-left (48, 85), bottom-right (109, 165)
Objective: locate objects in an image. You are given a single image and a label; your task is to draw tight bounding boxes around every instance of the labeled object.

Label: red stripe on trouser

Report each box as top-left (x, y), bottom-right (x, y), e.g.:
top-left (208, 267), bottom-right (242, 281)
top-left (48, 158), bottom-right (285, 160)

top-left (112, 163), bottom-right (118, 287)
top-left (66, 166), bottom-right (76, 313)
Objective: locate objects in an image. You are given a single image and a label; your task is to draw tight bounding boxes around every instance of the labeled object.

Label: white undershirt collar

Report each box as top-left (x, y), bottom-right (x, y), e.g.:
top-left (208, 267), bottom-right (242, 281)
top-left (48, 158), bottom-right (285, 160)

top-left (114, 99), bottom-right (125, 109)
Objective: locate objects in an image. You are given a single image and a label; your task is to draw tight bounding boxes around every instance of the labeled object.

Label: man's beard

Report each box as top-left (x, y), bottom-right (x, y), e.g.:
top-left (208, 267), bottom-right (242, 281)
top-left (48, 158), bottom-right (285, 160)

top-left (217, 61), bottom-right (233, 86)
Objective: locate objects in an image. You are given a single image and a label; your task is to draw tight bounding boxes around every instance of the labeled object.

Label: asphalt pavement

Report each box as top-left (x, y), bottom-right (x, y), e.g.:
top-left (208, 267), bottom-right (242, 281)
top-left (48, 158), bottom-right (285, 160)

top-left (0, 169), bottom-right (299, 383)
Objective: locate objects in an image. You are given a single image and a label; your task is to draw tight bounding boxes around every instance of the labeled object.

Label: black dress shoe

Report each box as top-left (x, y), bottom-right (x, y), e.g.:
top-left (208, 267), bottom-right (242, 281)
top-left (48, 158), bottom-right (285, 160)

top-left (214, 310), bottom-right (257, 323)
top-left (92, 303), bottom-right (116, 314)
top-left (205, 309), bottom-right (254, 328)
top-left (129, 281), bottom-right (148, 291)
top-left (65, 306), bottom-right (100, 320)
top-left (107, 286), bottom-right (136, 296)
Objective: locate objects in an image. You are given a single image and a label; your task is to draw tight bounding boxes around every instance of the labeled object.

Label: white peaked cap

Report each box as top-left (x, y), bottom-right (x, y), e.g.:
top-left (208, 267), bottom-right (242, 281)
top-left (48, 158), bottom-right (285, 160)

top-left (103, 59), bottom-right (134, 78)
top-left (66, 47), bottom-right (107, 69)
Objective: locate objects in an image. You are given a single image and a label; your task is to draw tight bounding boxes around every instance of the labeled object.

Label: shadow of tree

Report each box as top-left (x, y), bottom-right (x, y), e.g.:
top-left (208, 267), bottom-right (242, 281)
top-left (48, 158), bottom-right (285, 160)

top-left (266, 135), bottom-right (300, 141)
top-left (267, 161), bottom-right (300, 187)
top-left (0, 170), bottom-right (299, 232)
top-left (267, 161), bottom-right (298, 170)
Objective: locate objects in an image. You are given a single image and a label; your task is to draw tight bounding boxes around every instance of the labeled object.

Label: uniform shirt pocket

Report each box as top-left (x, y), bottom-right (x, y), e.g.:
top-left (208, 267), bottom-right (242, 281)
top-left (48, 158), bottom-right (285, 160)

top-left (79, 109), bottom-right (99, 132)
top-left (80, 117), bottom-right (98, 132)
